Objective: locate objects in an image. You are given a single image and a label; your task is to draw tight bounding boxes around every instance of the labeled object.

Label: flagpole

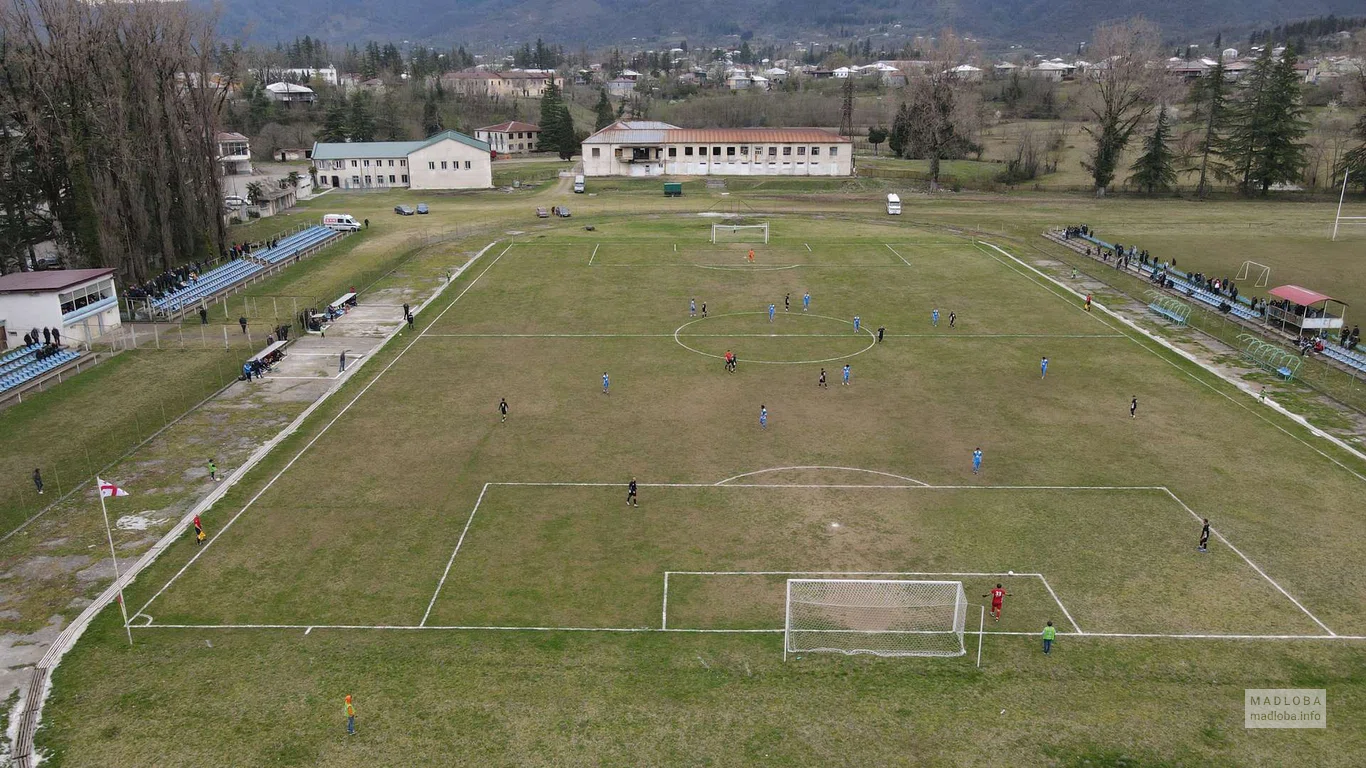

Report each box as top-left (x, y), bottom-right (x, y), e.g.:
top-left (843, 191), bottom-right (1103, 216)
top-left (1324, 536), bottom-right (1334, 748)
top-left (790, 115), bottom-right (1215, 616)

top-left (98, 482), bottom-right (134, 646)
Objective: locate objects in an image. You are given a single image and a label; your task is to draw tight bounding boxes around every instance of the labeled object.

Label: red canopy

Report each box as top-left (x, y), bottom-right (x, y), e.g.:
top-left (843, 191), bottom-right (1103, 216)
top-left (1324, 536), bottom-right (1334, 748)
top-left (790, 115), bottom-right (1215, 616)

top-left (1268, 285), bottom-right (1342, 307)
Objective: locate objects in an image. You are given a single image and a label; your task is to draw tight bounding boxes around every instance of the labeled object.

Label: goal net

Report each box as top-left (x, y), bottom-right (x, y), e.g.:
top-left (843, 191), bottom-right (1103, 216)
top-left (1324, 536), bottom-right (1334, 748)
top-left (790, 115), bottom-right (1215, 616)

top-left (785, 579), bottom-right (968, 659)
top-left (711, 223), bottom-right (769, 244)
top-left (1235, 261), bottom-right (1271, 288)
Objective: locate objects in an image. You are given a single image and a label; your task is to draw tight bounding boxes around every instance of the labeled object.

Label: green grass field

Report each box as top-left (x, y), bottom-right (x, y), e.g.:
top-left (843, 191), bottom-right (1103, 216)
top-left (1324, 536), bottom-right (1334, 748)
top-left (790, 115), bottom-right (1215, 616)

top-left (39, 213), bottom-right (1366, 766)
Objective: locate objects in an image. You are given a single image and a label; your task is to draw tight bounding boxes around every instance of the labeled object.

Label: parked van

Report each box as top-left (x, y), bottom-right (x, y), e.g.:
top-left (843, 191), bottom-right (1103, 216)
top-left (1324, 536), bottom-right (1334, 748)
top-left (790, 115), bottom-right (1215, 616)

top-left (886, 193), bottom-right (902, 215)
top-left (323, 213), bottom-right (362, 231)
top-left (573, 175), bottom-right (586, 193)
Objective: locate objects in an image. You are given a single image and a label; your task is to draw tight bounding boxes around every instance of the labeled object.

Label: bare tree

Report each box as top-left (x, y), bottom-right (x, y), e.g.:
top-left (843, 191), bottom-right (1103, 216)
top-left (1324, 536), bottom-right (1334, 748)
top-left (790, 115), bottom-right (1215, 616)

top-left (1079, 19), bottom-right (1161, 196)
top-left (902, 31), bottom-right (982, 188)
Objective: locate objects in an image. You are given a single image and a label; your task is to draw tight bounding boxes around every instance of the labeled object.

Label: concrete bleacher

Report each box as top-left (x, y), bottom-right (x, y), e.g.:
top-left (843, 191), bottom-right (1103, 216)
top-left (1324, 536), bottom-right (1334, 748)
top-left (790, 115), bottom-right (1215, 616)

top-left (0, 347), bottom-right (82, 393)
top-left (150, 259), bottom-right (264, 314)
top-left (256, 225), bottom-right (340, 265)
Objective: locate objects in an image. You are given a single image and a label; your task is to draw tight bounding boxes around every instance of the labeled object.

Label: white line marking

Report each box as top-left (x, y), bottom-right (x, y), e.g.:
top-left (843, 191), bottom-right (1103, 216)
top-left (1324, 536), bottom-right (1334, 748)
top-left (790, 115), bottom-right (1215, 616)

top-left (423, 333), bottom-right (878, 338)
top-left (1037, 574), bottom-right (1083, 634)
top-left (885, 243), bottom-right (910, 266)
top-left (674, 311), bottom-right (877, 365)
top-left (305, 626), bottom-right (313, 635)
top-left (1160, 488), bottom-right (1335, 636)
top-left (693, 264), bottom-right (801, 272)
top-left (268, 376), bottom-right (339, 380)
top-left (135, 243), bottom-right (516, 618)
top-left (589, 243), bottom-right (599, 266)
top-left (714, 466), bottom-right (929, 487)
top-left (130, 624), bottom-right (1366, 641)
top-left (421, 483), bottom-right (491, 626)
top-left (661, 572), bottom-right (669, 629)
top-left (805, 243), bottom-right (812, 252)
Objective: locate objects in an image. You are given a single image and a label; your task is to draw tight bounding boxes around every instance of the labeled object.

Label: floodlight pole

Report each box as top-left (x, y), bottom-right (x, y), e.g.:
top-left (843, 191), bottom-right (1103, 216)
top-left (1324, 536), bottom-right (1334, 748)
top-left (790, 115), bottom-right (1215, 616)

top-left (1333, 169), bottom-right (1349, 241)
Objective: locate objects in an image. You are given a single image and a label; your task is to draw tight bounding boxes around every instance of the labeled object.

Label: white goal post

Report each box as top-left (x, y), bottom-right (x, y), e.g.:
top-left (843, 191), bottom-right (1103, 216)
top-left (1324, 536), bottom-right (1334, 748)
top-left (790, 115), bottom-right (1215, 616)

top-left (711, 223), bottom-right (769, 244)
top-left (784, 579), bottom-right (968, 659)
top-left (1332, 169), bottom-right (1365, 241)
top-left (1235, 261), bottom-right (1271, 288)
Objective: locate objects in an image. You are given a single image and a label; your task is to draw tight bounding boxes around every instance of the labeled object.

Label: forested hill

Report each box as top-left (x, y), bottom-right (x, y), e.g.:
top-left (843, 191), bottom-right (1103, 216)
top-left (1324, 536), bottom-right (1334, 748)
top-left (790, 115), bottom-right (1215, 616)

top-left (204, 0), bottom-right (1363, 48)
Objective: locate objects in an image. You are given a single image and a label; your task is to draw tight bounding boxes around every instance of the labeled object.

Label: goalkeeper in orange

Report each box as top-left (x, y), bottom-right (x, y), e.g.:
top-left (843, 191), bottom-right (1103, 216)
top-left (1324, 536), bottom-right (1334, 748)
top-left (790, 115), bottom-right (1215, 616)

top-left (747, 248), bottom-right (755, 263)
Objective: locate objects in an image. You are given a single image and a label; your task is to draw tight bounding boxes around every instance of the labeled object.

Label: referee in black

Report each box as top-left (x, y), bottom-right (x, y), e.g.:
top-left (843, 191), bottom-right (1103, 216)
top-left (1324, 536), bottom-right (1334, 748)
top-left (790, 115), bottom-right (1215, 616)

top-left (627, 477), bottom-right (639, 507)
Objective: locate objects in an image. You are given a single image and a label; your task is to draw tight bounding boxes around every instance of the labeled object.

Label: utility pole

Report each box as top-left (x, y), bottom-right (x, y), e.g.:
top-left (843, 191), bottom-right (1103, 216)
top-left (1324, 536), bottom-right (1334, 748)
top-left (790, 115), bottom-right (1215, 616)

top-left (839, 76), bottom-right (854, 138)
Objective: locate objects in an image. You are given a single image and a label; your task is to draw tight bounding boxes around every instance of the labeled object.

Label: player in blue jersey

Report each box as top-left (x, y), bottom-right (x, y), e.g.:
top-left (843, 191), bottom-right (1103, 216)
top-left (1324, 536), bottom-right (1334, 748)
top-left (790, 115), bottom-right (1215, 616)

top-left (932, 308), bottom-right (940, 327)
top-left (842, 364), bottom-right (851, 385)
top-left (759, 404), bottom-right (768, 429)
top-left (690, 298), bottom-right (696, 317)
top-left (602, 371), bottom-right (610, 394)
top-left (769, 303), bottom-right (776, 322)
top-left (972, 448), bottom-right (983, 474)
top-left (1040, 356), bottom-right (1049, 378)
top-left (802, 291), bottom-right (811, 312)
top-left (853, 315), bottom-right (861, 332)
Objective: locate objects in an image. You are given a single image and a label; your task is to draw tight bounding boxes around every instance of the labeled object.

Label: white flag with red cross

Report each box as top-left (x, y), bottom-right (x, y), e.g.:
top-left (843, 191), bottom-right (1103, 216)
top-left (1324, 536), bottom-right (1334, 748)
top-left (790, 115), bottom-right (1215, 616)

top-left (98, 478), bottom-right (129, 498)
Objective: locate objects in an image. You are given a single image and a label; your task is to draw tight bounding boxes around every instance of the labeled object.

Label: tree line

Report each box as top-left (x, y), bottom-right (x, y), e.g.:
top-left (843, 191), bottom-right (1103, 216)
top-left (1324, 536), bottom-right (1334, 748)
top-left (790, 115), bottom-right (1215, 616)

top-left (0, 0), bottom-right (226, 276)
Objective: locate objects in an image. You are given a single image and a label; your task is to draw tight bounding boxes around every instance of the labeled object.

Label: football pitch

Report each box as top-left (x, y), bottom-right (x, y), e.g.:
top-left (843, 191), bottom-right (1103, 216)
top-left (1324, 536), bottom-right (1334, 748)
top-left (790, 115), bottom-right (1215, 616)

top-left (49, 216), bottom-right (1366, 766)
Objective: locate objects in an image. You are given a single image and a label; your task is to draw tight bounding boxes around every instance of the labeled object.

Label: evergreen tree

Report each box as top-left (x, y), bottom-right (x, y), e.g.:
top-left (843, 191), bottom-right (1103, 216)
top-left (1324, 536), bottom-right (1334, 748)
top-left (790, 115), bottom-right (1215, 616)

top-left (1191, 57), bottom-right (1231, 198)
top-left (421, 97), bottom-right (444, 137)
top-left (540, 82), bottom-right (570, 155)
top-left (318, 97), bottom-right (349, 142)
top-left (1128, 106), bottom-right (1178, 193)
top-left (375, 94), bottom-right (403, 141)
top-left (867, 126), bottom-right (887, 156)
top-left (889, 102), bottom-right (911, 157)
top-left (593, 90), bottom-right (615, 130)
top-left (347, 93), bottom-right (377, 142)
top-left (1223, 46), bottom-right (1309, 195)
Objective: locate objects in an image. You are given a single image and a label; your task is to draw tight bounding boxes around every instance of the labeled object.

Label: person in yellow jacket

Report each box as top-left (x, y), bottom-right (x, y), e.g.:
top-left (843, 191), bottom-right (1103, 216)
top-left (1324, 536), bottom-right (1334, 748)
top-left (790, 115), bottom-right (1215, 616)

top-left (345, 694), bottom-right (356, 735)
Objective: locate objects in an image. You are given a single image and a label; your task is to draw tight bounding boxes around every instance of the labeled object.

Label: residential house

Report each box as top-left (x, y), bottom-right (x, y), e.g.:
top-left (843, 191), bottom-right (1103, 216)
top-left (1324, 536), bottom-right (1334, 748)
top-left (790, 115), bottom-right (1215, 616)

top-left (311, 130), bottom-right (492, 191)
top-left (0, 268), bottom-right (120, 345)
top-left (475, 121), bottom-right (541, 155)
top-left (215, 132), bottom-right (252, 176)
top-left (949, 64), bottom-right (983, 81)
top-left (581, 120), bottom-right (853, 178)
top-left (264, 82), bottom-right (316, 104)
top-left (439, 70), bottom-right (557, 98)
top-left (606, 77), bottom-right (636, 97)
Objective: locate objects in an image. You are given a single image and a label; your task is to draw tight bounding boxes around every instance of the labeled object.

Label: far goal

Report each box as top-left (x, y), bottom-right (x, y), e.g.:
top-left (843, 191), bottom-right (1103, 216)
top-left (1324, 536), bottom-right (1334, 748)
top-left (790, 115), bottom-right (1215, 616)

top-left (784, 579), bottom-right (968, 659)
top-left (711, 222), bottom-right (769, 244)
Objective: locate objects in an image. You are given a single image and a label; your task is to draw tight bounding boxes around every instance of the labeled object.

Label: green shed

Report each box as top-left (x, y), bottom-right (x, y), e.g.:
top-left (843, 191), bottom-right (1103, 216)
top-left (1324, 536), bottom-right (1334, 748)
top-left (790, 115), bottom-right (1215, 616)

top-left (664, 182), bottom-right (683, 197)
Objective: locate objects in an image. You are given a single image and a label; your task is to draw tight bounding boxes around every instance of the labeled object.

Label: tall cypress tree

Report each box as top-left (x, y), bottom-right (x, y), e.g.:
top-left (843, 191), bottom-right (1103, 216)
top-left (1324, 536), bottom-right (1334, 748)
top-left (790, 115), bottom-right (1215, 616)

top-left (347, 93), bottom-right (377, 142)
top-left (1128, 106), bottom-right (1178, 193)
top-left (539, 81), bottom-right (567, 152)
top-left (593, 89), bottom-right (615, 131)
top-left (318, 97), bottom-right (349, 142)
top-left (1192, 57), bottom-right (1230, 198)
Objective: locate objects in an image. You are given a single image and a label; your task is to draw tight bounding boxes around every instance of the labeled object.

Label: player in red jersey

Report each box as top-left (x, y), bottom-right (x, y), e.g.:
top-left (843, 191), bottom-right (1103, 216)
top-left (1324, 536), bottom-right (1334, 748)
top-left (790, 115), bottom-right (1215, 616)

top-left (983, 583), bottom-right (1011, 622)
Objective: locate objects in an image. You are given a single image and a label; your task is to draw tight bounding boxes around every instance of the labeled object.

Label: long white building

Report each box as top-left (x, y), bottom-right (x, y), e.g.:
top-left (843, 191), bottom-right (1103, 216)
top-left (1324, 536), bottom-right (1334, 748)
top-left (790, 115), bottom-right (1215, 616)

top-left (311, 130), bottom-right (492, 191)
top-left (581, 121), bottom-right (853, 177)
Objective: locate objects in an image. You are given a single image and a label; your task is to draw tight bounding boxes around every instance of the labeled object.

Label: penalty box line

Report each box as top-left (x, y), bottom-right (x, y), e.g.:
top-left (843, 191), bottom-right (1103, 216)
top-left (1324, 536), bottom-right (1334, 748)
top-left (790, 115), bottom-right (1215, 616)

top-left (661, 570), bottom-right (1083, 635)
top-left (421, 481), bottom-right (1325, 639)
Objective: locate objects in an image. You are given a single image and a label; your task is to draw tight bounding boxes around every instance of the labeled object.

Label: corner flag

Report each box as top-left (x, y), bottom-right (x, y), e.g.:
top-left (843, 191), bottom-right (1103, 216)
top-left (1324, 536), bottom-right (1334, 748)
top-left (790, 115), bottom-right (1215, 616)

top-left (98, 478), bottom-right (129, 498)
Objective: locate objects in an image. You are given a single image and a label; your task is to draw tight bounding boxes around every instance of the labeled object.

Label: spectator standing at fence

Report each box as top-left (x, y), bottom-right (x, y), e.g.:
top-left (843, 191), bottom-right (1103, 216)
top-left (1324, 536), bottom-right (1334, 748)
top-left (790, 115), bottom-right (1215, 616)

top-left (32, 469), bottom-right (43, 495)
top-left (22, 332), bottom-right (31, 347)
top-left (403, 302), bottom-right (410, 320)
top-left (363, 219), bottom-right (369, 229)
top-left (42, 328), bottom-right (51, 344)
top-left (406, 312), bottom-right (414, 331)
top-left (339, 350), bottom-right (347, 373)
top-left (1042, 621), bottom-right (1056, 654)
top-left (199, 306), bottom-right (208, 324)
top-left (239, 316), bottom-right (248, 334)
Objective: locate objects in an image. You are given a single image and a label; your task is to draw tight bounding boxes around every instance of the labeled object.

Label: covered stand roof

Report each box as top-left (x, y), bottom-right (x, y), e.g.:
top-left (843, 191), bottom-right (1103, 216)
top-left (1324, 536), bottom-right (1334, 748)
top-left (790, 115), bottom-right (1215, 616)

top-left (1268, 285), bottom-right (1343, 307)
top-left (0, 269), bottom-right (115, 294)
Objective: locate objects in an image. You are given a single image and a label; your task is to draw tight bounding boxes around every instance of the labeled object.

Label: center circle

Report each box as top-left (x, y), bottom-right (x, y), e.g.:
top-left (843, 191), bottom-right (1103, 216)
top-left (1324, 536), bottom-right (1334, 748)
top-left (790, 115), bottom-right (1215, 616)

top-left (674, 311), bottom-right (878, 365)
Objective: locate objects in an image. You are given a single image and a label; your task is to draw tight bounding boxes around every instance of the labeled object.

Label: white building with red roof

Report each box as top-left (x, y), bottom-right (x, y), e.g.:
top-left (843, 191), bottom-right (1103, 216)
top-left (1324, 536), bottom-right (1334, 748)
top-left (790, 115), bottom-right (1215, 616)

top-left (581, 121), bottom-right (852, 177)
top-left (474, 122), bottom-right (541, 155)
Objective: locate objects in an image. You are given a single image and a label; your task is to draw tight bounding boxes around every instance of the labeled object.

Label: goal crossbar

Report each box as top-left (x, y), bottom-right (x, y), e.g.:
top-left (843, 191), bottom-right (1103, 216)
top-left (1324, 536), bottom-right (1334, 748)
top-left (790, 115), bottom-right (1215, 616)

top-left (784, 578), bottom-right (968, 659)
top-left (711, 223), bottom-right (769, 244)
